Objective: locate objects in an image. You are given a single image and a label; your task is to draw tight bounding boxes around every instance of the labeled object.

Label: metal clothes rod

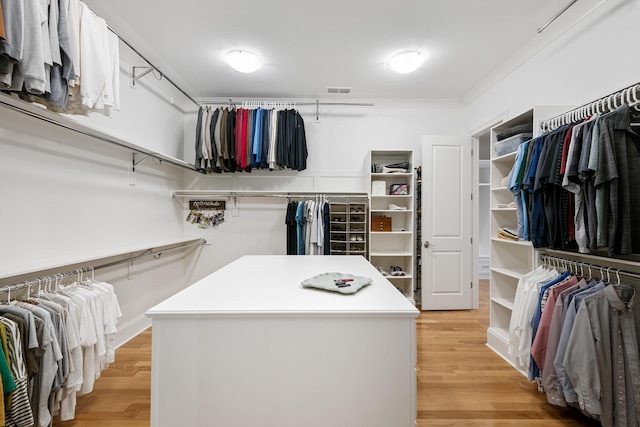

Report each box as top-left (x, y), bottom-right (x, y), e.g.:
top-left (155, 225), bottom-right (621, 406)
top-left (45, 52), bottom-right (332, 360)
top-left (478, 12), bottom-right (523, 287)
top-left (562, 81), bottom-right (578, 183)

top-left (200, 100), bottom-right (375, 107)
top-left (0, 96), bottom-right (204, 174)
top-left (0, 238), bottom-right (206, 295)
top-left (540, 253), bottom-right (640, 281)
top-left (537, 0), bottom-right (579, 33)
top-left (107, 25), bottom-right (199, 108)
top-left (172, 190), bottom-right (369, 199)
top-left (540, 82), bottom-right (640, 131)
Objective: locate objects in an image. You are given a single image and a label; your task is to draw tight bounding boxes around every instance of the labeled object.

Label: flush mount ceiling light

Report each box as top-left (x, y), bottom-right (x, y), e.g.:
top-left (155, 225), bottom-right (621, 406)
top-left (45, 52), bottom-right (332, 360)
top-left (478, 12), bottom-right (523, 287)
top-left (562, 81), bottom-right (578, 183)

top-left (387, 51), bottom-right (426, 74)
top-left (226, 50), bottom-right (261, 73)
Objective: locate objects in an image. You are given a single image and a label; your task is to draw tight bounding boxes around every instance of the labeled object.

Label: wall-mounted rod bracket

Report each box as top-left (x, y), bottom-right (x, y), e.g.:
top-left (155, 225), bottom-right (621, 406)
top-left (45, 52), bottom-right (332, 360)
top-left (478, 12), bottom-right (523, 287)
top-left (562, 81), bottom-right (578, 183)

top-left (132, 153), bottom-right (150, 172)
top-left (131, 66), bottom-right (163, 87)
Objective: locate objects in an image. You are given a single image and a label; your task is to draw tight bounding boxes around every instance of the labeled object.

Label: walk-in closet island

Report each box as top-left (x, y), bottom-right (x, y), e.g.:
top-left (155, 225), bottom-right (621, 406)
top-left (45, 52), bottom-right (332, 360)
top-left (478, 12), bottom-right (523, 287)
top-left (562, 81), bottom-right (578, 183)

top-left (146, 255), bottom-right (419, 427)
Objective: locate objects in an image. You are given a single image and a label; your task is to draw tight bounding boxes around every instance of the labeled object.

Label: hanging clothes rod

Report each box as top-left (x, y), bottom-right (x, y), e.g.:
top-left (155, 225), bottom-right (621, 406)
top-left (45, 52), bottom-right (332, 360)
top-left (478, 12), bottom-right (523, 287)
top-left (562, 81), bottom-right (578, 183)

top-left (172, 190), bottom-right (369, 199)
top-left (540, 82), bottom-right (640, 131)
top-left (199, 99), bottom-right (375, 108)
top-left (0, 238), bottom-right (206, 296)
top-left (106, 25), bottom-right (199, 107)
top-left (537, 0), bottom-right (579, 33)
top-left (540, 253), bottom-right (640, 281)
top-left (0, 96), bottom-right (203, 174)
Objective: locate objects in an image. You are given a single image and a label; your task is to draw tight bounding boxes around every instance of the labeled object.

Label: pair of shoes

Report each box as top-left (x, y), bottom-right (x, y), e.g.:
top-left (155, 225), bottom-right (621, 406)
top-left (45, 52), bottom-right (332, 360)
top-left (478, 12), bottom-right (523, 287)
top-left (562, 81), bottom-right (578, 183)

top-left (349, 236), bottom-right (364, 242)
top-left (390, 266), bottom-right (406, 276)
top-left (376, 266), bottom-right (389, 276)
top-left (351, 216), bottom-right (363, 222)
top-left (332, 217), bottom-right (345, 222)
top-left (350, 207), bottom-right (364, 213)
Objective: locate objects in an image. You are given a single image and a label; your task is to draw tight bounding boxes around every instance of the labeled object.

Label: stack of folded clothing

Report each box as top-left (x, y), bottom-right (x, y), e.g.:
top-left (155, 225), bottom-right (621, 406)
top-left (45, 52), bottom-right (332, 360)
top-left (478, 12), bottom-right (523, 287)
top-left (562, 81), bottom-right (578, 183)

top-left (497, 226), bottom-right (519, 241)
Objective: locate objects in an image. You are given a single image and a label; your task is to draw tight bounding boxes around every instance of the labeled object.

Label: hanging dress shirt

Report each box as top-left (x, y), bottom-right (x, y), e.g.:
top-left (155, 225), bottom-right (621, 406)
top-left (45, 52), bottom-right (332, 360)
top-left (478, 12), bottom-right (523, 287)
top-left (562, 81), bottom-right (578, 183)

top-left (564, 284), bottom-right (640, 427)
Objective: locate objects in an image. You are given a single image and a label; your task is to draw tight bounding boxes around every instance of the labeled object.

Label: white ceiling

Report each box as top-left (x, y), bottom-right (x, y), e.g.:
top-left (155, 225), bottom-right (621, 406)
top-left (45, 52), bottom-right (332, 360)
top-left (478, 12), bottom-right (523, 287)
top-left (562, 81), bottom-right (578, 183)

top-left (83, 0), bottom-right (564, 103)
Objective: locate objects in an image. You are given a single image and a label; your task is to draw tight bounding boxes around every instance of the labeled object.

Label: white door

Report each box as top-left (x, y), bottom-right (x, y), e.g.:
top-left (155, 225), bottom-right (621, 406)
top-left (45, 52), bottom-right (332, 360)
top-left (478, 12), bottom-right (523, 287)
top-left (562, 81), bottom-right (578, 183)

top-left (421, 135), bottom-right (473, 310)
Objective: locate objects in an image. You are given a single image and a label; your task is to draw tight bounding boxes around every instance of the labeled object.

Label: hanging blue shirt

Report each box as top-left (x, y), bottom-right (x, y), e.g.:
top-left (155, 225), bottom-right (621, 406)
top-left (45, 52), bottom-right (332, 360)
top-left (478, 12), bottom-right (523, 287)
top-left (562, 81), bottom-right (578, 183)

top-left (296, 201), bottom-right (306, 255)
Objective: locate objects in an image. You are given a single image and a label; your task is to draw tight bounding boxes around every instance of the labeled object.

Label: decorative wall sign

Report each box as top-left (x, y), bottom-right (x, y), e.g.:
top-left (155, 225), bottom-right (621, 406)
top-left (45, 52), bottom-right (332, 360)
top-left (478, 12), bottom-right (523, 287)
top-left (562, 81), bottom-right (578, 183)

top-left (189, 200), bottom-right (226, 210)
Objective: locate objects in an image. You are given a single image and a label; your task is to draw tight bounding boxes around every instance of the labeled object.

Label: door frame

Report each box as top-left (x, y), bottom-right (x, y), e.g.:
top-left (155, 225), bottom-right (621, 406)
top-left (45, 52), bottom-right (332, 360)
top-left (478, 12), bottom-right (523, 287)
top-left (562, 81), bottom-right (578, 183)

top-left (469, 115), bottom-right (505, 310)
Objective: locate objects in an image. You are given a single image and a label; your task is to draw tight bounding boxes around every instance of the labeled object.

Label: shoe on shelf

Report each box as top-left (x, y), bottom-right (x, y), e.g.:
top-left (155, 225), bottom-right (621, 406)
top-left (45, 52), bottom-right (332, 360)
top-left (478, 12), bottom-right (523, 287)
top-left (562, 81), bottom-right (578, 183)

top-left (356, 236), bottom-right (364, 241)
top-left (389, 203), bottom-right (407, 211)
top-left (376, 266), bottom-right (389, 276)
top-left (350, 236), bottom-right (357, 241)
top-left (394, 266), bottom-right (406, 276)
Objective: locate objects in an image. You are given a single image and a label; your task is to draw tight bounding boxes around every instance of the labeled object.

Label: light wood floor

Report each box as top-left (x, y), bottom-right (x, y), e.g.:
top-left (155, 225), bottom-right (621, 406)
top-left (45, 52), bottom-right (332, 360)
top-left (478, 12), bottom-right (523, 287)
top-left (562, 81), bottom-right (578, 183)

top-left (53, 280), bottom-right (599, 426)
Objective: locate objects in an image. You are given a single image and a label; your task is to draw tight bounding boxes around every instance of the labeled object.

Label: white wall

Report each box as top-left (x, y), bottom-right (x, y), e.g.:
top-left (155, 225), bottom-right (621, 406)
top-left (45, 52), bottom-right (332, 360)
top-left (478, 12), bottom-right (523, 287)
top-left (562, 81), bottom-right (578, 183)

top-left (0, 43), bottom-right (192, 346)
top-left (465, 0), bottom-right (640, 132)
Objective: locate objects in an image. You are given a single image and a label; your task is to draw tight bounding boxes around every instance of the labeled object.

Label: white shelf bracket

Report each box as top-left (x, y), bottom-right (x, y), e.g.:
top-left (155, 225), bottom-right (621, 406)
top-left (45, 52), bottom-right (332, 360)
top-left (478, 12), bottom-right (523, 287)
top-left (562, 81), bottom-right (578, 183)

top-left (131, 66), bottom-right (163, 87)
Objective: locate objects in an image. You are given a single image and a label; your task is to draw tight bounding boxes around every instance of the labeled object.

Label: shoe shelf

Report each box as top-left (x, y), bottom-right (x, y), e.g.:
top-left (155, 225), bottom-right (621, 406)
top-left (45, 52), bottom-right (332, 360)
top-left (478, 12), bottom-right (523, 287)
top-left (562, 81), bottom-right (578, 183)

top-left (368, 149), bottom-right (415, 304)
top-left (329, 201), bottom-right (368, 256)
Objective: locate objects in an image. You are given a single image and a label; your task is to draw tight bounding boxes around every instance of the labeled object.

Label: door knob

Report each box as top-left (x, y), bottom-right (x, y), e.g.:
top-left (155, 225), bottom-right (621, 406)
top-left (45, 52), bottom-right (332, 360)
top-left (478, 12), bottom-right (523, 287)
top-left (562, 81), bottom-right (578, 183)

top-left (424, 240), bottom-right (435, 248)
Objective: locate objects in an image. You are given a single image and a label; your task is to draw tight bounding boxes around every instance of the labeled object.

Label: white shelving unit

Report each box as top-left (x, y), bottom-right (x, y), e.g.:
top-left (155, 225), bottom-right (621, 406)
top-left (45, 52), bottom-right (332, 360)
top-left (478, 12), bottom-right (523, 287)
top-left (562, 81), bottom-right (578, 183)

top-left (486, 107), bottom-right (569, 371)
top-left (329, 201), bottom-right (368, 256)
top-left (368, 150), bottom-right (415, 304)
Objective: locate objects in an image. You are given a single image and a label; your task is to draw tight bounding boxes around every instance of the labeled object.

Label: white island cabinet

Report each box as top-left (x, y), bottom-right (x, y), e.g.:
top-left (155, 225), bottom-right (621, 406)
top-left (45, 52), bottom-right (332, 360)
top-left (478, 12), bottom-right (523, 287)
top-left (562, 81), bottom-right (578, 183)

top-left (146, 255), bottom-right (419, 427)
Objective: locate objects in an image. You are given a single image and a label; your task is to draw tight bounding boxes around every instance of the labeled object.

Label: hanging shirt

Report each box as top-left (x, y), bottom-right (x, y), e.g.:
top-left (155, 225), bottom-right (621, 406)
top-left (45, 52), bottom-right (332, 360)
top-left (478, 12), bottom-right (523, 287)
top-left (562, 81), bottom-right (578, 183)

top-left (595, 105), bottom-right (640, 255)
top-left (564, 285), bottom-right (640, 427)
top-left (529, 272), bottom-right (572, 382)
top-left (553, 279), bottom-right (604, 404)
top-left (541, 279), bottom-right (583, 407)
top-left (0, 316), bottom-right (35, 427)
top-left (508, 266), bottom-right (557, 370)
top-left (194, 106), bottom-right (205, 171)
top-left (296, 202), bottom-right (306, 255)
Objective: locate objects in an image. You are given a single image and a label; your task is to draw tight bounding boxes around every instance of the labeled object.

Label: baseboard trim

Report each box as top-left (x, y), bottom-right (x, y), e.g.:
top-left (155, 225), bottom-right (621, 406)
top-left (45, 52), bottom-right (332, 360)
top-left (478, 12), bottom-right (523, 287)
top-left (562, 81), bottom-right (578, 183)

top-left (115, 313), bottom-right (151, 349)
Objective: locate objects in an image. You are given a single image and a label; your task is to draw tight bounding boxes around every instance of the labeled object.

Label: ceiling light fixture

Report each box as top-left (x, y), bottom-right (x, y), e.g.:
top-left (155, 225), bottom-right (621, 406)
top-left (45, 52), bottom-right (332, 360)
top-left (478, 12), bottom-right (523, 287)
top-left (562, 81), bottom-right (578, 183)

top-left (226, 50), bottom-right (261, 73)
top-left (387, 51), bottom-right (426, 74)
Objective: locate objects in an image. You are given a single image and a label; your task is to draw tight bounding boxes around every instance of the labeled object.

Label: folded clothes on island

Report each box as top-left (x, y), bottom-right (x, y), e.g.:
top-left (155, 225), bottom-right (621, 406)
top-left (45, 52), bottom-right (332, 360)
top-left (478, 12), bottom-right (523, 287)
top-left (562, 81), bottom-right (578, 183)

top-left (301, 272), bottom-right (373, 294)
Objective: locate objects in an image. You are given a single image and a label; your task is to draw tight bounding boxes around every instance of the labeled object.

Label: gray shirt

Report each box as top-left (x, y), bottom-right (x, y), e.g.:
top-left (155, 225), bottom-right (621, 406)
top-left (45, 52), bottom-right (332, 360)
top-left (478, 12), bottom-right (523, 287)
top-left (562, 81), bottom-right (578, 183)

top-left (564, 284), bottom-right (640, 427)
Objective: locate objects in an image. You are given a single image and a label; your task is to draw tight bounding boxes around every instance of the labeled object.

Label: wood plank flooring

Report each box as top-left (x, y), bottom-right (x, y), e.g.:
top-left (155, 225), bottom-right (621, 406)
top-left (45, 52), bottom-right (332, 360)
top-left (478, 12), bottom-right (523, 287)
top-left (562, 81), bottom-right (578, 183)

top-left (54, 280), bottom-right (599, 426)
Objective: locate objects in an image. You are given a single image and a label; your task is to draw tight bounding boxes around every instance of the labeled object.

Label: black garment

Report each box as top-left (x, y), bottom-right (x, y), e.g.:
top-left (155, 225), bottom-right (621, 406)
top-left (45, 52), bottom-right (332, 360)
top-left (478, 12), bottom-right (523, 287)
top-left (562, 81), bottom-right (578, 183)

top-left (323, 202), bottom-right (331, 255)
top-left (293, 111), bottom-right (308, 171)
top-left (286, 201), bottom-right (298, 255)
top-left (275, 110), bottom-right (286, 168)
top-left (226, 108), bottom-right (236, 172)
